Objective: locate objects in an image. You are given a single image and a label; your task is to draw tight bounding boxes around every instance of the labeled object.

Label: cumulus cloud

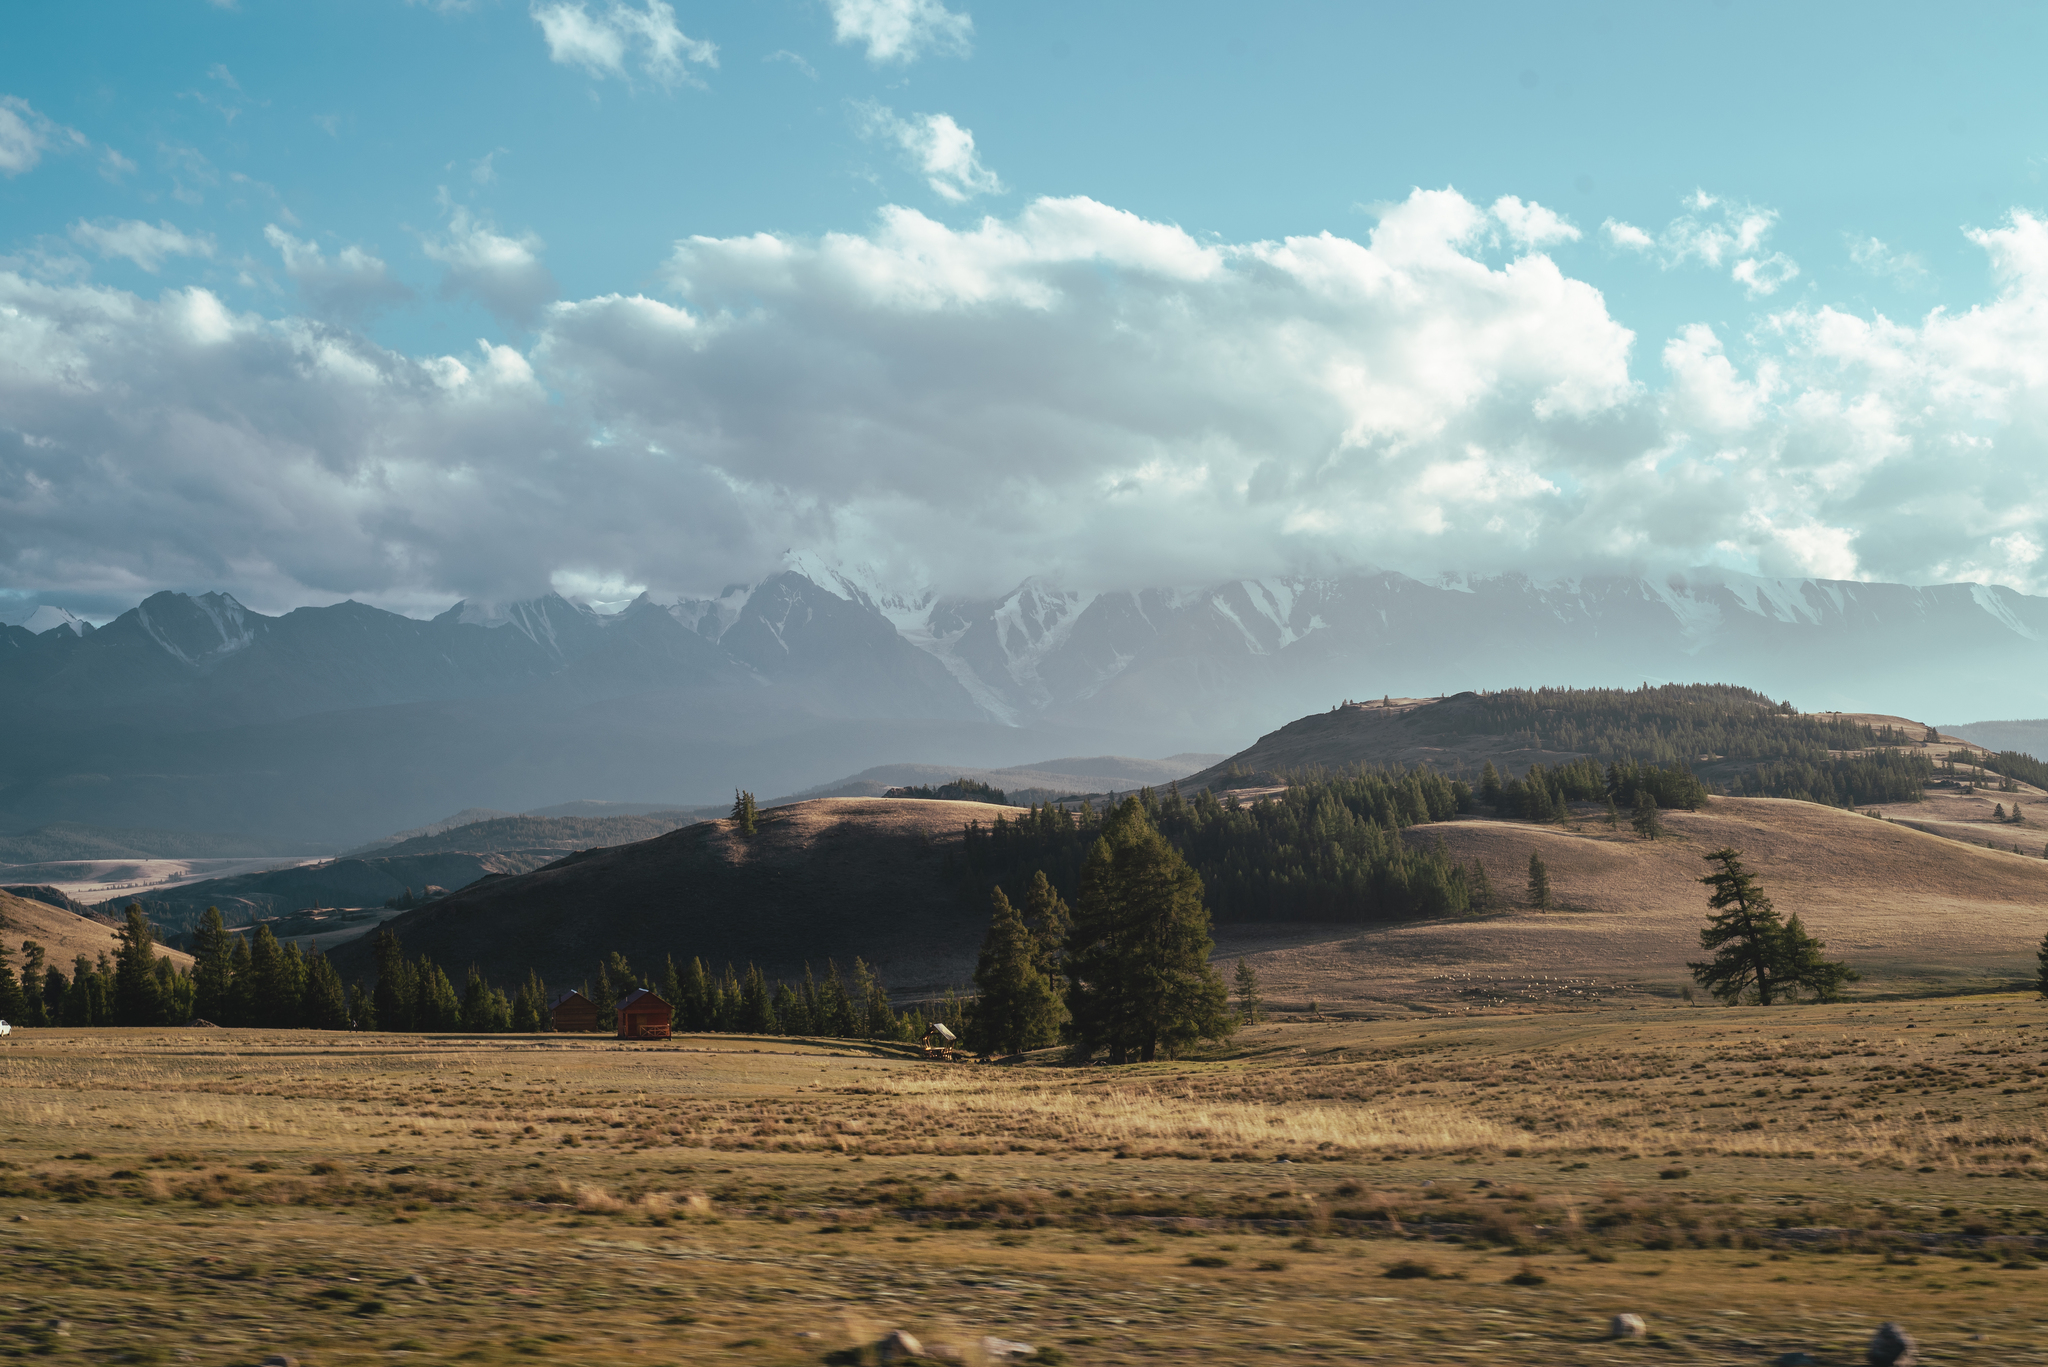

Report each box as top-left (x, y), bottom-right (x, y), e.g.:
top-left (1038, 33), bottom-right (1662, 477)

top-left (830, 0), bottom-right (972, 63)
top-left (1849, 234), bottom-right (1929, 286)
top-left (1604, 191), bottom-right (1800, 297)
top-left (71, 218), bottom-right (215, 272)
top-left (265, 225), bottom-right (414, 321)
top-left (858, 105), bottom-right (1002, 202)
top-left (530, 0), bottom-right (716, 86)
top-left (0, 95), bottom-right (87, 176)
top-left (1490, 196), bottom-right (1578, 249)
top-left (8, 191), bottom-right (2048, 611)
top-left (421, 206), bottom-right (558, 324)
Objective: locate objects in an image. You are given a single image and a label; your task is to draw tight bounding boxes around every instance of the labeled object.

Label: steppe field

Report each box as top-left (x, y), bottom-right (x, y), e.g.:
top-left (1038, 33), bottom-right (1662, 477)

top-left (5, 999), bottom-right (2047, 1367)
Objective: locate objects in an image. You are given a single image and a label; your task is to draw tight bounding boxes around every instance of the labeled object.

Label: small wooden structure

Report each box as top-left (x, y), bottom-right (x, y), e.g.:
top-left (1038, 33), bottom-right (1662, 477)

top-left (920, 1021), bottom-right (960, 1059)
top-left (615, 988), bottom-right (672, 1041)
top-left (547, 988), bottom-right (601, 1033)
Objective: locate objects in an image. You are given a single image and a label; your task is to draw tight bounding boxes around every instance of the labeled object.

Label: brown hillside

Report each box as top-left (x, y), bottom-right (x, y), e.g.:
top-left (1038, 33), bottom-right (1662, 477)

top-left (1182, 694), bottom-right (1589, 787)
top-left (0, 890), bottom-right (193, 974)
top-left (324, 798), bottom-right (1006, 998)
top-left (1222, 795), bottom-right (2048, 1014)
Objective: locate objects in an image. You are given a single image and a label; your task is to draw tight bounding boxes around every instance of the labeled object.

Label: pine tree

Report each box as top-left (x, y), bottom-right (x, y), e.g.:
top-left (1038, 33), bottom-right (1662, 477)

top-left (510, 971), bottom-right (547, 1032)
top-left (372, 929), bottom-right (415, 1032)
top-left (1232, 958), bottom-right (1263, 1024)
top-left (1480, 761), bottom-right (1503, 806)
top-left (191, 907), bottom-right (233, 1023)
top-left (1774, 912), bottom-right (1859, 1002)
top-left (1995, 803), bottom-right (2007, 821)
top-left (1064, 798), bottom-right (1233, 1064)
top-left (0, 940), bottom-right (25, 1023)
top-left (1526, 851), bottom-right (1553, 910)
top-left (246, 925), bottom-right (294, 1028)
top-left (418, 960), bottom-right (462, 1031)
top-left (679, 957), bottom-right (712, 1032)
top-left (112, 905), bottom-right (167, 1026)
top-left (731, 789), bottom-right (759, 835)
top-left (18, 942), bottom-right (50, 1027)
top-left (1690, 847), bottom-right (1788, 1004)
top-left (817, 961), bottom-right (857, 1037)
top-left (1631, 789), bottom-right (1664, 840)
top-left (850, 959), bottom-right (898, 1039)
top-left (772, 981), bottom-right (803, 1035)
top-left (347, 983), bottom-right (375, 1030)
top-left (1469, 859), bottom-right (1495, 912)
top-left (61, 954), bottom-right (96, 1025)
top-left (740, 964), bottom-right (777, 1034)
top-left (1605, 794), bottom-right (1620, 829)
top-left (2035, 930), bottom-right (2048, 1000)
top-left (1019, 870), bottom-right (1072, 988)
top-left (970, 887), bottom-right (1062, 1054)
top-left (302, 951), bottom-right (349, 1029)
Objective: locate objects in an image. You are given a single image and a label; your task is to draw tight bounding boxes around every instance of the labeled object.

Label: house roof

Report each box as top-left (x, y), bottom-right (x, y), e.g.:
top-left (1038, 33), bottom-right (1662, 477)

top-left (615, 987), bottom-right (671, 1011)
top-left (546, 989), bottom-right (591, 1010)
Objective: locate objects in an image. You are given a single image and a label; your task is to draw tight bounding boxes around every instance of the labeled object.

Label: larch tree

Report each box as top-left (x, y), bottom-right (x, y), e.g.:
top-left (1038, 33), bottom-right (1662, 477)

top-left (1774, 912), bottom-right (1860, 1002)
top-left (731, 789), bottom-right (759, 835)
top-left (2036, 930), bottom-right (2048, 1000)
top-left (191, 907), bottom-right (234, 1023)
top-left (1233, 958), bottom-right (1263, 1024)
top-left (971, 887), bottom-right (1062, 1055)
top-left (1631, 789), bottom-right (1664, 840)
top-left (1064, 798), bottom-right (1232, 1064)
top-left (1690, 847), bottom-right (1787, 1004)
top-left (112, 905), bottom-right (166, 1026)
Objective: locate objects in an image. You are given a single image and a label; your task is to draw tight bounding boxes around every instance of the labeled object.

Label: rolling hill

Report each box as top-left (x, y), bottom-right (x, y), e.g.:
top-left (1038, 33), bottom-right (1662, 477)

top-left (0, 889), bottom-right (193, 975)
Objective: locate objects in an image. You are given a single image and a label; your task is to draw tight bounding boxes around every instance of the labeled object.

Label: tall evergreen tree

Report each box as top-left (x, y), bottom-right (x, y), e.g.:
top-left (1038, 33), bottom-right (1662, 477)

top-left (2038, 930), bottom-right (2048, 999)
top-left (0, 940), bottom-right (25, 1023)
top-left (817, 961), bottom-right (857, 1037)
top-left (1605, 794), bottom-right (1621, 829)
top-left (1469, 859), bottom-right (1496, 912)
top-left (679, 957), bottom-right (712, 1032)
top-left (1232, 958), bottom-right (1263, 1025)
top-left (851, 959), bottom-right (898, 1039)
top-left (1064, 798), bottom-right (1233, 1064)
top-left (245, 926), bottom-right (293, 1028)
top-left (1631, 789), bottom-right (1664, 840)
top-left (510, 971), bottom-right (547, 1032)
top-left (19, 942), bottom-right (50, 1027)
top-left (970, 887), bottom-right (1062, 1054)
top-left (731, 789), bottom-right (758, 835)
top-left (739, 964), bottom-right (777, 1034)
top-left (418, 960), bottom-right (463, 1031)
top-left (1019, 870), bottom-right (1072, 988)
top-left (225, 933), bottom-right (256, 1025)
top-left (347, 982), bottom-right (375, 1030)
top-left (302, 951), bottom-right (349, 1029)
top-left (1526, 851), bottom-right (1553, 910)
top-left (112, 905), bottom-right (167, 1026)
top-left (371, 930), bottom-right (415, 1032)
top-left (191, 907), bottom-right (234, 1023)
top-left (1690, 847), bottom-right (1788, 1004)
top-left (1480, 761), bottom-right (1502, 806)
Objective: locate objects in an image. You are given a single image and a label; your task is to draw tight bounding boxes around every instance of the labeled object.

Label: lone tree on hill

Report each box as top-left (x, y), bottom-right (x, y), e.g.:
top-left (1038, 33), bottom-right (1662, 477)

top-left (1526, 851), bottom-right (1553, 910)
top-left (1689, 848), bottom-right (1855, 1004)
top-left (970, 887), bottom-right (1062, 1055)
top-left (731, 789), bottom-right (759, 835)
top-left (1065, 798), bottom-right (1233, 1063)
top-left (1631, 789), bottom-right (1664, 840)
top-left (1233, 958), bottom-right (1263, 1024)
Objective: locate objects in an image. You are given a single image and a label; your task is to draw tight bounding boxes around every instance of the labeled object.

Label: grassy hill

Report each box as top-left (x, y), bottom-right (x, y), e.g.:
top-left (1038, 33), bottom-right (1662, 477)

top-left (349, 811), bottom-right (697, 859)
top-left (0, 889), bottom-right (193, 973)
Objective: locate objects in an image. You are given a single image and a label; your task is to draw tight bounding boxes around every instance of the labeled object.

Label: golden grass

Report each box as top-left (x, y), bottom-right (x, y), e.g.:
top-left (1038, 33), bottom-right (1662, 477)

top-left (3, 999), bottom-right (2048, 1364)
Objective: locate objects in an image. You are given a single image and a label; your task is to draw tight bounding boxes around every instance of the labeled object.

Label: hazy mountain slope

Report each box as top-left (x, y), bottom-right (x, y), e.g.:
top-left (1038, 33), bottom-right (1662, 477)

top-left (325, 798), bottom-right (996, 998)
top-left (0, 823), bottom-right (293, 863)
top-left (783, 753), bottom-right (1226, 802)
top-left (344, 812), bottom-right (698, 860)
top-left (1938, 719), bottom-right (2048, 760)
top-left (105, 852), bottom-right (543, 930)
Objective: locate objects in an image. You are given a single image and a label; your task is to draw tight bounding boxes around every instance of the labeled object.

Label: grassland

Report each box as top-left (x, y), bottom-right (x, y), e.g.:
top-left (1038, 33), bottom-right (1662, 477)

top-left (4, 996), bottom-right (2047, 1366)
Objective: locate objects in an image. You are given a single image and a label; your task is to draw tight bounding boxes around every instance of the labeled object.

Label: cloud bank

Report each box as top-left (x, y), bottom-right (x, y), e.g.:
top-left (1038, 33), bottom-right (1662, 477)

top-left (5, 188), bottom-right (2048, 613)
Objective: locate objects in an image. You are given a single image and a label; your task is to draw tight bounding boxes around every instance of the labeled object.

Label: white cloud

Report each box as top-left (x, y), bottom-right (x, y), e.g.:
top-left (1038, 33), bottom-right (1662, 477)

top-left (0, 96), bottom-right (87, 176)
top-left (766, 49), bottom-right (818, 80)
top-left (12, 192), bottom-right (2048, 610)
top-left (421, 206), bottom-right (558, 324)
top-left (70, 218), bottom-right (216, 272)
top-left (1607, 191), bottom-right (1800, 297)
top-left (530, 0), bottom-right (716, 86)
top-left (265, 225), bottom-right (413, 320)
top-left (1490, 196), bottom-right (1578, 249)
top-left (858, 105), bottom-right (1002, 202)
top-left (829, 0), bottom-right (972, 63)
top-left (1602, 218), bottom-right (1654, 251)
top-left (1849, 234), bottom-right (1929, 286)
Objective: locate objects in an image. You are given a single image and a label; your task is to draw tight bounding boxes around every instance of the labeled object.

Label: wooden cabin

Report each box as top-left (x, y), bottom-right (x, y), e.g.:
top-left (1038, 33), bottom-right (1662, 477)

top-left (547, 988), bottom-right (601, 1033)
top-left (615, 988), bottom-right (672, 1041)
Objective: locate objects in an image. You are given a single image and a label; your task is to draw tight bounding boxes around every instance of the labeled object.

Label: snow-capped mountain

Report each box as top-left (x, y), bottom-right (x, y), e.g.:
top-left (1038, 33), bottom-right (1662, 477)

top-left (6, 558), bottom-right (2048, 845)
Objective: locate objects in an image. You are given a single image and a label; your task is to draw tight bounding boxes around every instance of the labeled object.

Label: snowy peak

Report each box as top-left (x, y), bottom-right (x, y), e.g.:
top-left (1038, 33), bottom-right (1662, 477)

top-left (17, 605), bottom-right (93, 636)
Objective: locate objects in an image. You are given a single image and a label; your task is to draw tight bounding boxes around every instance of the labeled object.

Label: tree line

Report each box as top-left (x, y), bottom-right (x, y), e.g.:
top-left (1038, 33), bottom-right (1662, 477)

top-left (0, 908), bottom-right (209, 1027)
top-left (1416, 684), bottom-right (1884, 765)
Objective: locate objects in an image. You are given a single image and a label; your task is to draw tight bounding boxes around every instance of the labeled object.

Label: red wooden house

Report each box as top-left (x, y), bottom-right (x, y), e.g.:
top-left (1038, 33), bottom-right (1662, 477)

top-left (615, 988), bottom-right (672, 1040)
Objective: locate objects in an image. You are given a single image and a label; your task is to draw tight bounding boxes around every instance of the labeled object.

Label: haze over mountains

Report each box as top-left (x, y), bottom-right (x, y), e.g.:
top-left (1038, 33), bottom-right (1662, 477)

top-left (8, 556), bottom-right (2048, 846)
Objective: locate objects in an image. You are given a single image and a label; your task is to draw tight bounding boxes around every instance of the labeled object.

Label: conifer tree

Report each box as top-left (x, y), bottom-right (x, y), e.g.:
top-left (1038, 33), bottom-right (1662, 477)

top-left (772, 980), bottom-right (803, 1035)
top-left (731, 789), bottom-right (759, 835)
top-left (680, 957), bottom-right (713, 1031)
top-left (1480, 761), bottom-right (1502, 806)
top-left (1232, 958), bottom-right (1263, 1024)
top-left (2035, 930), bottom-right (2048, 999)
top-left (302, 951), bottom-right (349, 1029)
top-left (61, 954), bottom-right (97, 1025)
top-left (0, 940), bottom-right (25, 1023)
top-left (246, 926), bottom-right (293, 1028)
top-left (817, 961), bottom-right (857, 1037)
top-left (18, 942), bottom-right (49, 1027)
top-left (1690, 848), bottom-right (1787, 1004)
top-left (1631, 789), bottom-right (1664, 840)
top-left (156, 957), bottom-right (196, 1023)
top-left (225, 933), bottom-right (256, 1025)
top-left (850, 959), bottom-right (898, 1039)
top-left (1526, 851), bottom-right (1553, 910)
top-left (1774, 912), bottom-right (1860, 1002)
top-left (1019, 870), bottom-right (1072, 988)
top-left (510, 971), bottom-right (547, 1032)
top-left (1605, 794), bottom-right (1620, 829)
top-left (418, 960), bottom-right (462, 1031)
top-left (970, 888), bottom-right (1062, 1054)
top-left (740, 964), bottom-right (777, 1034)
top-left (191, 907), bottom-right (233, 1023)
top-left (1469, 859), bottom-right (1495, 912)
top-left (1064, 798), bottom-right (1233, 1064)
top-left (372, 930), bottom-right (415, 1032)
top-left (112, 905), bottom-right (166, 1026)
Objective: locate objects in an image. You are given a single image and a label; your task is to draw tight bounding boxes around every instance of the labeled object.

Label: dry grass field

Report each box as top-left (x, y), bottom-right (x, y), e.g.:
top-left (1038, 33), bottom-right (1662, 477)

top-left (4, 998), bottom-right (2047, 1366)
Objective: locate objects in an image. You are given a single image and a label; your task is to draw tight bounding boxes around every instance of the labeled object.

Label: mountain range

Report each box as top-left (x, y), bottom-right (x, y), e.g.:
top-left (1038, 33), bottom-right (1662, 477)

top-left (7, 558), bottom-right (2048, 846)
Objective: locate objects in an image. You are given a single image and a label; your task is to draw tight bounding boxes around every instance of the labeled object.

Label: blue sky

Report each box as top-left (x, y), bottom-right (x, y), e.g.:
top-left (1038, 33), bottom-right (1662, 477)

top-left (6, 1), bottom-right (2048, 618)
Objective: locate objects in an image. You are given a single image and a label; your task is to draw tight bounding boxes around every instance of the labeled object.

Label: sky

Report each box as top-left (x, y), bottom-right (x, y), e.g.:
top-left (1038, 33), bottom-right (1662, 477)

top-left (6, 1), bottom-right (2048, 620)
